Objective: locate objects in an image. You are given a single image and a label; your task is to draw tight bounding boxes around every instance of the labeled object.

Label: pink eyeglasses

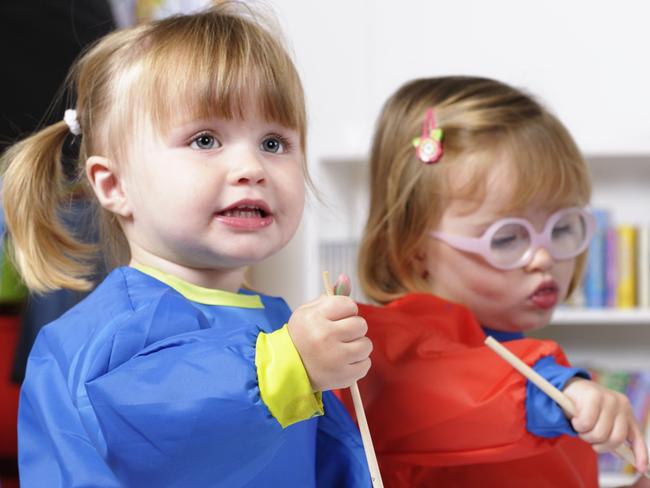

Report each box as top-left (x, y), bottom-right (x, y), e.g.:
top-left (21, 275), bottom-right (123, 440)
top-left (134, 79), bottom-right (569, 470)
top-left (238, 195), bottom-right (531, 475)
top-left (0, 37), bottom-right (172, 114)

top-left (429, 207), bottom-right (596, 270)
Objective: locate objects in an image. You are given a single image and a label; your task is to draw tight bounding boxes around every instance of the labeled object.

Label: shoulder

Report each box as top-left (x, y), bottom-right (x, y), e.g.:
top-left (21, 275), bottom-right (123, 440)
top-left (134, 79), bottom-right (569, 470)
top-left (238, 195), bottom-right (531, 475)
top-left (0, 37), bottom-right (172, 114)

top-left (40, 267), bottom-right (192, 334)
top-left (242, 289), bottom-right (292, 322)
top-left (34, 267), bottom-right (208, 368)
top-left (37, 268), bottom-right (135, 344)
top-left (357, 293), bottom-right (485, 345)
top-left (358, 293), bottom-right (475, 324)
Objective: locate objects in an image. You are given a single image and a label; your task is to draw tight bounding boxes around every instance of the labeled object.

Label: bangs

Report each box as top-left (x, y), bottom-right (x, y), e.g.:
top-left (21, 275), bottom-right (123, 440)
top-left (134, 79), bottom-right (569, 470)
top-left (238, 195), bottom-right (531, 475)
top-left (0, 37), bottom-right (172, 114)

top-left (111, 10), bottom-right (305, 149)
top-left (439, 114), bottom-right (592, 217)
top-left (500, 115), bottom-right (591, 213)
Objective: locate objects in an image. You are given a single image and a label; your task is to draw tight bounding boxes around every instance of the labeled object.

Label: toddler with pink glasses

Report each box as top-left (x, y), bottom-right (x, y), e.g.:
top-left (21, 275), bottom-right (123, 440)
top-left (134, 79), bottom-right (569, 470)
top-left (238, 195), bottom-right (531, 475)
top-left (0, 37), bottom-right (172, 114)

top-left (339, 76), bottom-right (649, 487)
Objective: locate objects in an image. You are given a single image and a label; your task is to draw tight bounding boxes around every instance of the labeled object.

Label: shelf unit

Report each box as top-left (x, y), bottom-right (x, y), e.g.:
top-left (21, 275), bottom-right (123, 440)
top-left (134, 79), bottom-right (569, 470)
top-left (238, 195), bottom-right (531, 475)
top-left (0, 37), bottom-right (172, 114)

top-left (599, 472), bottom-right (638, 488)
top-left (552, 308), bottom-right (650, 326)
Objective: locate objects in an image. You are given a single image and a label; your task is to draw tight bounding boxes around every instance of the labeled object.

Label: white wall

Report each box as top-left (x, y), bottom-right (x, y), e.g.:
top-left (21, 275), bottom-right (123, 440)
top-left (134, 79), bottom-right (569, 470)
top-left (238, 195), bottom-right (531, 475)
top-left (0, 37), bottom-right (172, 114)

top-left (252, 0), bottom-right (650, 308)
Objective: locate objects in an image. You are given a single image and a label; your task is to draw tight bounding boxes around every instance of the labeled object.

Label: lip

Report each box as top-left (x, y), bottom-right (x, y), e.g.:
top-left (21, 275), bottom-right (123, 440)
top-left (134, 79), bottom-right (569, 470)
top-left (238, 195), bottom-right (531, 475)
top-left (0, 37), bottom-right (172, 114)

top-left (528, 279), bottom-right (560, 310)
top-left (215, 199), bottom-right (274, 229)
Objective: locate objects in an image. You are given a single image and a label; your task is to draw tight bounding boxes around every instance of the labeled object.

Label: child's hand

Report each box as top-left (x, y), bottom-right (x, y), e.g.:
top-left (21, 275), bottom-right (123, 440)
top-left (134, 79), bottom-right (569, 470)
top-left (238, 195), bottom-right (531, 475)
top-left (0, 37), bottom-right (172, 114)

top-left (288, 295), bottom-right (372, 392)
top-left (563, 378), bottom-right (649, 474)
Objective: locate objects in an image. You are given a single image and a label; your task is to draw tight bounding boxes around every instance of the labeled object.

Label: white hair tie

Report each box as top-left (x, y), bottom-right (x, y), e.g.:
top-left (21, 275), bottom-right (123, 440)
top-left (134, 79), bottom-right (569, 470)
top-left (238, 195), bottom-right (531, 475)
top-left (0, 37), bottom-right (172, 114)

top-left (63, 109), bottom-right (81, 136)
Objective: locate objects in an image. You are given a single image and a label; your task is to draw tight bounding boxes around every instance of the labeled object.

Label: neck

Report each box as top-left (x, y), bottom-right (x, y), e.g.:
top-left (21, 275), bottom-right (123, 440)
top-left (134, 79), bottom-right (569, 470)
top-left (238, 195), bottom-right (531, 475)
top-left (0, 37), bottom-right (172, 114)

top-left (129, 256), bottom-right (247, 292)
top-left (481, 326), bottom-right (524, 342)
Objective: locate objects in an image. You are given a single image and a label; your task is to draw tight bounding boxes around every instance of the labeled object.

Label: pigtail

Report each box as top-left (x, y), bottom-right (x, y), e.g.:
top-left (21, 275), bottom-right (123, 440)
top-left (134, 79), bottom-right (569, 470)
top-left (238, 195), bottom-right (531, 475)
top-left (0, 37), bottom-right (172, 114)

top-left (1, 121), bottom-right (96, 292)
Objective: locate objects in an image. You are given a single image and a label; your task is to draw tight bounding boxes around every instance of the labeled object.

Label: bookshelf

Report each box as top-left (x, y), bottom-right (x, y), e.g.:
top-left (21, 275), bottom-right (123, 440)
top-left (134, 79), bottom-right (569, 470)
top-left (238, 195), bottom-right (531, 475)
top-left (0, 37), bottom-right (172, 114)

top-left (552, 308), bottom-right (650, 326)
top-left (599, 472), bottom-right (638, 488)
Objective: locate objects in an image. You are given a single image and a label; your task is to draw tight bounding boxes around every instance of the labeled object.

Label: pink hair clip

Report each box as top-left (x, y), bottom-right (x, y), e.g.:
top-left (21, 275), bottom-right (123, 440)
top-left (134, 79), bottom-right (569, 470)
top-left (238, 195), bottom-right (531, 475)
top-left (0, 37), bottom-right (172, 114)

top-left (412, 108), bottom-right (443, 164)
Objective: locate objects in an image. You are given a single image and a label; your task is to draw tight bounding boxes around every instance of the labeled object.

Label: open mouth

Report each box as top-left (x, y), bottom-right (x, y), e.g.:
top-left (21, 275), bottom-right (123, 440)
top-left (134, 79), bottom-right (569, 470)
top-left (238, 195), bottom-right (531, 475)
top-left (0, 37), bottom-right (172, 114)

top-left (219, 205), bottom-right (269, 219)
top-left (216, 200), bottom-right (274, 229)
top-left (529, 281), bottom-right (559, 309)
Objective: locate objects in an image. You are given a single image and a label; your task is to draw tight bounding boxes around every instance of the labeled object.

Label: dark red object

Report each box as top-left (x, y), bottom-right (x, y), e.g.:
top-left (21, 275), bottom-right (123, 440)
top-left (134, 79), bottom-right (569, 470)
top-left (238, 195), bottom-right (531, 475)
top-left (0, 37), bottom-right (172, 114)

top-left (339, 293), bottom-right (598, 487)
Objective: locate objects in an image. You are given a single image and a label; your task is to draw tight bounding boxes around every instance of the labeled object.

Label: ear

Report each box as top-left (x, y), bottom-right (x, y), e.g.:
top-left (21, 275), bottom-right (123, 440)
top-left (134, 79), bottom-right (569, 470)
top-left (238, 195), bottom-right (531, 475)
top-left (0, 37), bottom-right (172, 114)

top-left (86, 156), bottom-right (132, 218)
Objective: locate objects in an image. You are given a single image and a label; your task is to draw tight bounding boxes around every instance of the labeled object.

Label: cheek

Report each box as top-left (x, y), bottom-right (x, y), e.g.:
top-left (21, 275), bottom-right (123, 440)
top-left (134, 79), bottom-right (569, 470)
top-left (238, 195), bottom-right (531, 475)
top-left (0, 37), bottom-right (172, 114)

top-left (286, 186), bottom-right (305, 234)
top-left (278, 170), bottom-right (305, 212)
top-left (464, 265), bottom-right (512, 300)
top-left (556, 260), bottom-right (577, 296)
top-left (428, 244), bottom-right (507, 298)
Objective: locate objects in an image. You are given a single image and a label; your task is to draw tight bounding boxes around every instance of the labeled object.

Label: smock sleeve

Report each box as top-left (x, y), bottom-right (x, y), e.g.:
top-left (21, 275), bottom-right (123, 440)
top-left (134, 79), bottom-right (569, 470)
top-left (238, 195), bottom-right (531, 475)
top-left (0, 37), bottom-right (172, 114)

top-left (344, 294), bottom-right (578, 467)
top-left (81, 291), bottom-right (317, 486)
top-left (528, 356), bottom-right (590, 437)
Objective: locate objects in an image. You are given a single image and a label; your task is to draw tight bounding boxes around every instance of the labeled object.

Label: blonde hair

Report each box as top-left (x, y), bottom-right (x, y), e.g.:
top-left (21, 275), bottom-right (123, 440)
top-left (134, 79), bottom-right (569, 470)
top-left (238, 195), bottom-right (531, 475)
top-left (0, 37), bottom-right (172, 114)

top-left (359, 76), bottom-right (591, 304)
top-left (1, 3), bottom-right (307, 292)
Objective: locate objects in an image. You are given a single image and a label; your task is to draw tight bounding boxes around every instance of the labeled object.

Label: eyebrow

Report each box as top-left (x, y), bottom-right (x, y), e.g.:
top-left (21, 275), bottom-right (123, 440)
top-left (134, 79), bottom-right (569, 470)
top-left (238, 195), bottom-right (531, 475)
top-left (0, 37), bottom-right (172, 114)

top-left (468, 222), bottom-right (493, 236)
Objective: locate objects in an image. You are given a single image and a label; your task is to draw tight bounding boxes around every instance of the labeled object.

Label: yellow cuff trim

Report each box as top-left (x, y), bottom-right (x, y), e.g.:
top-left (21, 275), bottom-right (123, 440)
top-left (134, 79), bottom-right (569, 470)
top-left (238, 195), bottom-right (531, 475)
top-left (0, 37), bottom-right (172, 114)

top-left (256, 325), bottom-right (324, 428)
top-left (132, 265), bottom-right (263, 308)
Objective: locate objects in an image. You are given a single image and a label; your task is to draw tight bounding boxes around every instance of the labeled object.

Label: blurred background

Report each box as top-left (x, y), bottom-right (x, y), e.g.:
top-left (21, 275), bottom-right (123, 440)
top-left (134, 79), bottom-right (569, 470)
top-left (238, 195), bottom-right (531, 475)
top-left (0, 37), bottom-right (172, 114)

top-left (257, 0), bottom-right (650, 307)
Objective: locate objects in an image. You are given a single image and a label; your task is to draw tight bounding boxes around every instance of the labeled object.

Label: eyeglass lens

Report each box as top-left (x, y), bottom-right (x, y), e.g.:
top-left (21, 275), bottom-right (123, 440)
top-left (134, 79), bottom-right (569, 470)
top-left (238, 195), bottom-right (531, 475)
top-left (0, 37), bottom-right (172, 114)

top-left (489, 210), bottom-right (588, 267)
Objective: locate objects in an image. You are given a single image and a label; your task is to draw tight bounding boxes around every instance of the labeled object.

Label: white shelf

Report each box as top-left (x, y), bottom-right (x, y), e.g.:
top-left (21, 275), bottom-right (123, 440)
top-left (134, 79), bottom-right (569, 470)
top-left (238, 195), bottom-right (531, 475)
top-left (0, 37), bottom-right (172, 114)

top-left (599, 472), bottom-right (637, 487)
top-left (552, 308), bottom-right (650, 326)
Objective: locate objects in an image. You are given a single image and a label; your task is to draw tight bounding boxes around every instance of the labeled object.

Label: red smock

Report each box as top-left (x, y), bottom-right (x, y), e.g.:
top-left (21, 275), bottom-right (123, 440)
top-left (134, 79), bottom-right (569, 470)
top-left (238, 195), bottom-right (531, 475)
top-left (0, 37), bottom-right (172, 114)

top-left (340, 293), bottom-right (598, 487)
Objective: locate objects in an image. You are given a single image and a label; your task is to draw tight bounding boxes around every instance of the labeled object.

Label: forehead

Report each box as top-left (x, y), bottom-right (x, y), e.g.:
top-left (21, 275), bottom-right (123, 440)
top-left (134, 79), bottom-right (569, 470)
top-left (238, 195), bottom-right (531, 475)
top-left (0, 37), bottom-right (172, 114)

top-left (149, 96), bottom-right (291, 135)
top-left (102, 28), bottom-right (306, 157)
top-left (443, 146), bottom-right (588, 222)
top-left (442, 152), bottom-right (511, 215)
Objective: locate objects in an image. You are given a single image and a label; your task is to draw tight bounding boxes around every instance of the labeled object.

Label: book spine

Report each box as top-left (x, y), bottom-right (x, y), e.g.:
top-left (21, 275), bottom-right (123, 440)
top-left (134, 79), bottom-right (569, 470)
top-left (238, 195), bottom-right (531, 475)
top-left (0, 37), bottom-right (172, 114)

top-left (605, 228), bottom-right (618, 307)
top-left (584, 209), bottom-right (609, 307)
top-left (616, 225), bottom-right (637, 308)
top-left (638, 226), bottom-right (650, 308)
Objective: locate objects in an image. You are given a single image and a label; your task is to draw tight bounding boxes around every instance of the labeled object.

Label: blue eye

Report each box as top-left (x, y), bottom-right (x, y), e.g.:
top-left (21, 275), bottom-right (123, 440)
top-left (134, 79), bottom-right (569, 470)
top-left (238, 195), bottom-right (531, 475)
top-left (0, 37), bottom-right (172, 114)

top-left (190, 133), bottom-right (218, 150)
top-left (261, 135), bottom-right (288, 154)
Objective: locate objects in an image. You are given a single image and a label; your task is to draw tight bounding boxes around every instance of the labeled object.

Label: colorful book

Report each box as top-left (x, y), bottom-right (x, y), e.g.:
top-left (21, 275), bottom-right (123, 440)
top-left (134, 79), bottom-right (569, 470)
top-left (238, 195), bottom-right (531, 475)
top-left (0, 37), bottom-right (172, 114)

top-left (616, 225), bottom-right (637, 308)
top-left (584, 209), bottom-right (609, 307)
top-left (605, 228), bottom-right (618, 307)
top-left (638, 226), bottom-right (650, 308)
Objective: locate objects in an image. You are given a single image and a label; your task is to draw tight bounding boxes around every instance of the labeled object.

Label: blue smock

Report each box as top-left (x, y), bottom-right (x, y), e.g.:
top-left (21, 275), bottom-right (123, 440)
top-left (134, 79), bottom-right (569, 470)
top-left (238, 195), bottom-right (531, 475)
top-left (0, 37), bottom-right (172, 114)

top-left (19, 266), bottom-right (370, 487)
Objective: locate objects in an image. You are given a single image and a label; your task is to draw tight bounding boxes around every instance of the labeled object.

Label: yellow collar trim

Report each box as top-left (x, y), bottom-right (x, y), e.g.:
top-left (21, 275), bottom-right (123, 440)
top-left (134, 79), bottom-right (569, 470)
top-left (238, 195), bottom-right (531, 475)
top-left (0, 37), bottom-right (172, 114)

top-left (132, 265), bottom-right (264, 309)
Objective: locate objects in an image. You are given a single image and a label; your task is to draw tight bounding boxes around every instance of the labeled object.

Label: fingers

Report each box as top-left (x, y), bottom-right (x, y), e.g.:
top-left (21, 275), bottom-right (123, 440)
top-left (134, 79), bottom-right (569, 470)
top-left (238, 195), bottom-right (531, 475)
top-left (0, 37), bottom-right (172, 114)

top-left (288, 294), bottom-right (371, 392)
top-left (608, 413), bottom-right (630, 448)
top-left (330, 357), bottom-right (372, 390)
top-left (570, 383), bottom-right (649, 475)
top-left (317, 294), bottom-right (358, 321)
top-left (588, 412), bottom-right (626, 452)
top-left (628, 419), bottom-right (649, 474)
top-left (570, 385), bottom-right (603, 435)
top-left (349, 357), bottom-right (372, 381)
top-left (574, 392), bottom-right (614, 443)
top-left (341, 336), bottom-right (373, 364)
top-left (335, 316), bottom-right (368, 342)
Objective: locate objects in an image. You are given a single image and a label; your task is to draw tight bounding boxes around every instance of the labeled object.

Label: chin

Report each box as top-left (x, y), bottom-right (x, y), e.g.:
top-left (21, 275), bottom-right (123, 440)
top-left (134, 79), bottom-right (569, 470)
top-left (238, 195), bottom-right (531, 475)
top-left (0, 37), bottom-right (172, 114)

top-left (519, 322), bottom-right (547, 332)
top-left (517, 312), bottom-right (554, 332)
top-left (219, 245), bottom-right (278, 264)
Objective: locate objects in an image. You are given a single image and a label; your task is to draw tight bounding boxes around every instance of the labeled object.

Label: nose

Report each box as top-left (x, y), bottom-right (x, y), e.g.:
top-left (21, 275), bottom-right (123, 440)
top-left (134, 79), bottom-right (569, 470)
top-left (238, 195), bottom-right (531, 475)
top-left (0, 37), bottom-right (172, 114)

top-left (227, 148), bottom-right (267, 186)
top-left (524, 246), bottom-right (554, 272)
